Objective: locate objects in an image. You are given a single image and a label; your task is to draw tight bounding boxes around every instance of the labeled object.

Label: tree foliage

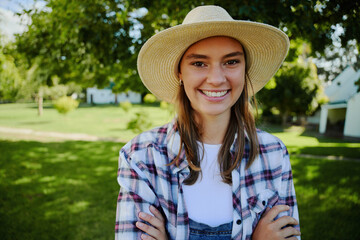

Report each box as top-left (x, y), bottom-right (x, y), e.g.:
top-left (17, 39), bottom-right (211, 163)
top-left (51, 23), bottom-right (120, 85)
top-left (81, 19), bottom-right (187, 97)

top-left (257, 40), bottom-right (326, 124)
top-left (13, 0), bottom-right (359, 94)
top-left (0, 49), bottom-right (23, 101)
top-left (15, 0), bottom-right (137, 90)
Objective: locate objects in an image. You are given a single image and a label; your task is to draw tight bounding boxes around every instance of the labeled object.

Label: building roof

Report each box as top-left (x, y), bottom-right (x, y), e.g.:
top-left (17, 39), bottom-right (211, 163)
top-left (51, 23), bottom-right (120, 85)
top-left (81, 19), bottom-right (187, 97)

top-left (325, 66), bottom-right (360, 104)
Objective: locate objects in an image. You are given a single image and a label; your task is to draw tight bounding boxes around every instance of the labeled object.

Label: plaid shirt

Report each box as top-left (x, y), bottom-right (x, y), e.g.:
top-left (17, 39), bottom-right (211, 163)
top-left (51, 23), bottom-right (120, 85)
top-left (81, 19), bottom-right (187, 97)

top-left (115, 120), bottom-right (300, 239)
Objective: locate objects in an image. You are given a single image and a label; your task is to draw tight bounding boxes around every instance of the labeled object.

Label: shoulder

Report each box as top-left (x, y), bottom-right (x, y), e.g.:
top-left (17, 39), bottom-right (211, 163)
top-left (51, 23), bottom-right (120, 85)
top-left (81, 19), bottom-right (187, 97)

top-left (119, 120), bottom-right (178, 166)
top-left (256, 129), bottom-right (287, 155)
top-left (246, 129), bottom-right (289, 172)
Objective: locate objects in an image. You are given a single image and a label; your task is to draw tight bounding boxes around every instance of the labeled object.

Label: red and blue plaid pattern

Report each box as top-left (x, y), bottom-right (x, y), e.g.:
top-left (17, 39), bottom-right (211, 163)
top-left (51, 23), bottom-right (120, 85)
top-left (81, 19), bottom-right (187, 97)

top-left (115, 120), bottom-right (300, 239)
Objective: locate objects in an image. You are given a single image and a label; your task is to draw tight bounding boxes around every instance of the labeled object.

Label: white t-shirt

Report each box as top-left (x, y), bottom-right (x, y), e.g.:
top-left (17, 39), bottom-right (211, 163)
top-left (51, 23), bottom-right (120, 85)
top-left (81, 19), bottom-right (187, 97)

top-left (182, 143), bottom-right (233, 227)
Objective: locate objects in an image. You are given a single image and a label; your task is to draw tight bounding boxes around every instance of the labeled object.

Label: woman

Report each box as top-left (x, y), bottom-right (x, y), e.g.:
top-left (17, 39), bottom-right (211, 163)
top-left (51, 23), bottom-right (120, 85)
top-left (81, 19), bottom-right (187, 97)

top-left (115, 5), bottom-right (300, 240)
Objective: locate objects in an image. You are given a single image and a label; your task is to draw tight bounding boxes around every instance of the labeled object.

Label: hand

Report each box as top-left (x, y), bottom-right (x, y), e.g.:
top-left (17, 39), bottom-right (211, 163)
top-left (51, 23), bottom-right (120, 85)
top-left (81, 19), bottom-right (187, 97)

top-left (252, 205), bottom-right (301, 240)
top-left (136, 205), bottom-right (168, 240)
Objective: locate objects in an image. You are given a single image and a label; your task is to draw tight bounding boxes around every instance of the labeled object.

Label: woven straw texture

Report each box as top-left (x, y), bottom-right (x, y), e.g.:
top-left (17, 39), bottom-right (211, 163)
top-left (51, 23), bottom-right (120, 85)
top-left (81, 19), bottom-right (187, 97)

top-left (137, 6), bottom-right (290, 103)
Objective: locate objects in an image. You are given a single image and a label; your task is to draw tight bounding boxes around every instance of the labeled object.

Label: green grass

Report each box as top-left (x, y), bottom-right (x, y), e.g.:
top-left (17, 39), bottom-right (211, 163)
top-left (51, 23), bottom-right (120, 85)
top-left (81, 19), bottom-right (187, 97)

top-left (0, 140), bottom-right (359, 239)
top-left (0, 102), bottom-right (174, 141)
top-left (291, 156), bottom-right (360, 239)
top-left (1, 103), bottom-right (360, 239)
top-left (1, 103), bottom-right (359, 159)
top-left (260, 124), bottom-right (360, 159)
top-left (0, 140), bottom-right (123, 240)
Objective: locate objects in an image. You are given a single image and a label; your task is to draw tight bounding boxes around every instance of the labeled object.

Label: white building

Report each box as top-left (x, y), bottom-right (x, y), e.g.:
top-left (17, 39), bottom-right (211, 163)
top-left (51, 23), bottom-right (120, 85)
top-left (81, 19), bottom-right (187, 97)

top-left (319, 66), bottom-right (360, 138)
top-left (86, 87), bottom-right (141, 104)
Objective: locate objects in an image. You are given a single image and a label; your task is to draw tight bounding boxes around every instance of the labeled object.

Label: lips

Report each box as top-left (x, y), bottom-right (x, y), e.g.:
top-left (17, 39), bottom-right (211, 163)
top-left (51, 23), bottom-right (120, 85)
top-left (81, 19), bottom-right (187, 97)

top-left (200, 90), bottom-right (229, 97)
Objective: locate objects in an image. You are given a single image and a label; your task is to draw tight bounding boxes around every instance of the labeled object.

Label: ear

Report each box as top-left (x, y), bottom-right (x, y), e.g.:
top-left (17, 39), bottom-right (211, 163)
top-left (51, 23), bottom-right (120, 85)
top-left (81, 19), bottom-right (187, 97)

top-left (178, 72), bottom-right (182, 80)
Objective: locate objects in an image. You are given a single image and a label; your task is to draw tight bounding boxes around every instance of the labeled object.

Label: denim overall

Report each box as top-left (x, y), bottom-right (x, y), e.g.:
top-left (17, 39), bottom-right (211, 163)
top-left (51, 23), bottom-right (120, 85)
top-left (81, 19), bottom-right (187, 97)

top-left (189, 219), bottom-right (232, 240)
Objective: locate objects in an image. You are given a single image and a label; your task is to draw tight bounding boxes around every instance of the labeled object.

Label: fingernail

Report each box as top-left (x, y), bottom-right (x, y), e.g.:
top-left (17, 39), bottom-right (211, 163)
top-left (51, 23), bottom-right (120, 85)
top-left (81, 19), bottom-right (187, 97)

top-left (150, 205), bottom-right (155, 210)
top-left (136, 221), bottom-right (144, 227)
top-left (139, 212), bottom-right (146, 218)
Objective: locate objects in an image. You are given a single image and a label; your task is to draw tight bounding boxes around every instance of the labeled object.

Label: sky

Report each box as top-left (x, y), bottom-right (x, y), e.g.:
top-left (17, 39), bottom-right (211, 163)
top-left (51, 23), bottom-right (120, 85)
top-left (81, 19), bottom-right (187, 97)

top-left (0, 0), bottom-right (46, 42)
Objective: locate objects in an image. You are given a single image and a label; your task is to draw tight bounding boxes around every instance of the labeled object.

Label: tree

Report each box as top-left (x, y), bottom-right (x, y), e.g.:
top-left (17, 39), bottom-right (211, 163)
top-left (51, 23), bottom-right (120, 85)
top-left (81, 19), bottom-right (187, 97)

top-left (257, 40), bottom-right (325, 125)
top-left (0, 50), bottom-right (22, 102)
top-left (12, 0), bottom-right (359, 115)
top-left (15, 0), bottom-right (359, 86)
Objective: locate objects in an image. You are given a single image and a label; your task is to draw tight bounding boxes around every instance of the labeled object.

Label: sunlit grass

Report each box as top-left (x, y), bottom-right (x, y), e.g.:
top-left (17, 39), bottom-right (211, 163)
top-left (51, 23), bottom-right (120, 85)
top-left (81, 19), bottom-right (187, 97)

top-left (1, 139), bottom-right (360, 239)
top-left (291, 156), bottom-right (360, 239)
top-left (1, 103), bottom-right (360, 239)
top-left (0, 102), bottom-right (174, 141)
top-left (261, 124), bottom-right (360, 159)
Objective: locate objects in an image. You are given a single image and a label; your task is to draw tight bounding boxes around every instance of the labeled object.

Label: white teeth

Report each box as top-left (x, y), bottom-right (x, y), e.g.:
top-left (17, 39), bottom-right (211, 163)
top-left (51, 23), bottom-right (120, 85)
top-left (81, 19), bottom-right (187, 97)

top-left (202, 90), bottom-right (228, 97)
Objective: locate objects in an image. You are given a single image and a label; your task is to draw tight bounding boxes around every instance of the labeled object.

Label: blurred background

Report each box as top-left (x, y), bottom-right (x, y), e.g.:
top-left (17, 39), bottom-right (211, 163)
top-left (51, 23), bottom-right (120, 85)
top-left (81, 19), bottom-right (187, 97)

top-left (0, 0), bottom-right (359, 239)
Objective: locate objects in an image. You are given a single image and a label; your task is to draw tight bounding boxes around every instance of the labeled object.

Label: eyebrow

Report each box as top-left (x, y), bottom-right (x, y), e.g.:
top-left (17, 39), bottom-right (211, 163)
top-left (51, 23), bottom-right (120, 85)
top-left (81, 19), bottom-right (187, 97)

top-left (185, 54), bottom-right (209, 60)
top-left (224, 51), bottom-right (244, 58)
top-left (185, 51), bottom-right (244, 60)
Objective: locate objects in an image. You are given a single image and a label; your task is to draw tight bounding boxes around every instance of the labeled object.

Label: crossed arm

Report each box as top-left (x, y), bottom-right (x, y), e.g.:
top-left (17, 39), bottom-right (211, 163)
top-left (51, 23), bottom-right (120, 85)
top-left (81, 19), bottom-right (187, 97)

top-left (136, 204), bottom-right (300, 240)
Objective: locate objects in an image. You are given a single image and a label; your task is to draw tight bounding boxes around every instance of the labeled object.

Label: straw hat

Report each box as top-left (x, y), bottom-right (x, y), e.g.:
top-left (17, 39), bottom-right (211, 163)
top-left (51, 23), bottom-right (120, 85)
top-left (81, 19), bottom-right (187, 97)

top-left (137, 5), bottom-right (289, 103)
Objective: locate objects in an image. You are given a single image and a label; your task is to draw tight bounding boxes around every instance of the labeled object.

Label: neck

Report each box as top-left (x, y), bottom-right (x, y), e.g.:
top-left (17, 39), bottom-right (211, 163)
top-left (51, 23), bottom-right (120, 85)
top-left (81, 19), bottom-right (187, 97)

top-left (196, 112), bottom-right (230, 145)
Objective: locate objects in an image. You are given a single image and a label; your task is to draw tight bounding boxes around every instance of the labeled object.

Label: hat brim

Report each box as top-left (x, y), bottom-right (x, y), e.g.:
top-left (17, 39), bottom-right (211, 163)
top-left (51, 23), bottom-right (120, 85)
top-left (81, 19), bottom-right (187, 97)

top-left (137, 20), bottom-right (289, 103)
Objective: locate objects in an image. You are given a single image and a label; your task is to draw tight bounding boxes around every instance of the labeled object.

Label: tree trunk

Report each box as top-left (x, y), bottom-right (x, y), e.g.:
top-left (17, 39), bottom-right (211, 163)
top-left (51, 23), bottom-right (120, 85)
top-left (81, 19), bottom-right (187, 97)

top-left (38, 88), bottom-right (43, 116)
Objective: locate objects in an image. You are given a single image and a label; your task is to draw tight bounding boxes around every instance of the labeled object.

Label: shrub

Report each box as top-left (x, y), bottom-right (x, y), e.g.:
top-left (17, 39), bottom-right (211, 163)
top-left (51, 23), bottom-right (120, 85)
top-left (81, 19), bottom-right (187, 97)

top-left (53, 96), bottom-right (79, 115)
top-left (160, 100), bottom-right (175, 115)
top-left (160, 101), bottom-right (168, 109)
top-left (143, 93), bottom-right (157, 104)
top-left (127, 112), bottom-right (152, 133)
top-left (119, 101), bottom-right (132, 112)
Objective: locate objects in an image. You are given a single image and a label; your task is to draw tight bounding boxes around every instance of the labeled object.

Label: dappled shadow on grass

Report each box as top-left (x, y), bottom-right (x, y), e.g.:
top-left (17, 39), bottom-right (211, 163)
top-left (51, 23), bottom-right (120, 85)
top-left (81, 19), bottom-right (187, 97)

top-left (299, 130), bottom-right (360, 144)
top-left (0, 140), bottom-right (124, 240)
top-left (288, 145), bottom-right (360, 159)
top-left (291, 157), bottom-right (360, 240)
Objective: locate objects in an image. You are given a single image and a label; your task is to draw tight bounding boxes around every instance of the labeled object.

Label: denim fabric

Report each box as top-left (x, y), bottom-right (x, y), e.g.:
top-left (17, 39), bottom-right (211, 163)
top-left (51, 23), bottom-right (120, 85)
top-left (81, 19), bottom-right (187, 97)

top-left (189, 219), bottom-right (232, 240)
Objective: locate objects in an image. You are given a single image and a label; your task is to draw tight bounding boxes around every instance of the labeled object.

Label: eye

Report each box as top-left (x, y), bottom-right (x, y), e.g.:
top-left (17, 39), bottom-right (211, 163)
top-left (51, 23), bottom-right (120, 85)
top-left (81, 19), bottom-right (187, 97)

top-left (192, 61), bottom-right (206, 67)
top-left (225, 59), bottom-right (240, 65)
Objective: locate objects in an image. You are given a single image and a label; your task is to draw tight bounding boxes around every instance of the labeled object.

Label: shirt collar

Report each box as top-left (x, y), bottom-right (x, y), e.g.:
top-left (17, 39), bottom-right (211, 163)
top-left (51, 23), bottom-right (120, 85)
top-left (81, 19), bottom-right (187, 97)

top-left (166, 119), bottom-right (189, 174)
top-left (166, 119), bottom-right (248, 174)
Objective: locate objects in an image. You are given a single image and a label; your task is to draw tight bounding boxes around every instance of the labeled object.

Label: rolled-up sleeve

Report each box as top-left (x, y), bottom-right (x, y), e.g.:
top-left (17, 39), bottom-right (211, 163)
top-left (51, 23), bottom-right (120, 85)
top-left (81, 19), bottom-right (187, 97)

top-left (278, 144), bottom-right (301, 239)
top-left (115, 148), bottom-right (157, 240)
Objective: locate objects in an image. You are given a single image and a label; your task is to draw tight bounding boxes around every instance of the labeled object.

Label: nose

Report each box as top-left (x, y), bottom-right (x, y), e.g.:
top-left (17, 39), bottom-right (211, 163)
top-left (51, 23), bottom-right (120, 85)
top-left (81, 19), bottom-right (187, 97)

top-left (206, 65), bottom-right (226, 85)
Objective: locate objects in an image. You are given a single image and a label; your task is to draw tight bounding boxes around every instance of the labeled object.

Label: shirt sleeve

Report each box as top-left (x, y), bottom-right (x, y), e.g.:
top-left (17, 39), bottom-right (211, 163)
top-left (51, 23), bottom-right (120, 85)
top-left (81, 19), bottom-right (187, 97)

top-left (278, 144), bottom-right (301, 239)
top-left (115, 148), bottom-right (158, 240)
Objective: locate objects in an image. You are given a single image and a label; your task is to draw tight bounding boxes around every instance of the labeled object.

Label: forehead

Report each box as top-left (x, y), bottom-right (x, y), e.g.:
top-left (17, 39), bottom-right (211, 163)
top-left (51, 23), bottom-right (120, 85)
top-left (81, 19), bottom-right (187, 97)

top-left (184, 36), bottom-right (244, 55)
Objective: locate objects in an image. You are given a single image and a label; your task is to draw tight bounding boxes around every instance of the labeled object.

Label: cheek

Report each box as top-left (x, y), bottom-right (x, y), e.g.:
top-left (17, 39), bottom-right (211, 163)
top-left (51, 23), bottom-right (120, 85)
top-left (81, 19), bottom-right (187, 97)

top-left (231, 71), bottom-right (245, 88)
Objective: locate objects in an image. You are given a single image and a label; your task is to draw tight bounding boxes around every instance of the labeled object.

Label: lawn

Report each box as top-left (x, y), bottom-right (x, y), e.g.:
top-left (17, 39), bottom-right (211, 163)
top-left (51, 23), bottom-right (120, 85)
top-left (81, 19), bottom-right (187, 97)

top-left (0, 102), bottom-right (174, 141)
top-left (1, 103), bottom-right (360, 239)
top-left (0, 140), bottom-right (122, 240)
top-left (1, 139), bottom-right (359, 240)
top-left (1, 102), bottom-right (359, 158)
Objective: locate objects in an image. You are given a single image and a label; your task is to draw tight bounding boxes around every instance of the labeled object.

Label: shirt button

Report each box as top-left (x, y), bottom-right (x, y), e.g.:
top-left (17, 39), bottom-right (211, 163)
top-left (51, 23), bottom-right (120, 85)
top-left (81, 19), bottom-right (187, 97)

top-left (236, 219), bottom-right (242, 225)
top-left (262, 200), bottom-right (266, 206)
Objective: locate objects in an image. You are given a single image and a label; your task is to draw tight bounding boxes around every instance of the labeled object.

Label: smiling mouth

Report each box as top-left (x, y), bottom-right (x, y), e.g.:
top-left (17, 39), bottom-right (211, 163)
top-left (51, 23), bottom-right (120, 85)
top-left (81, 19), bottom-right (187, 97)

top-left (201, 90), bottom-right (229, 97)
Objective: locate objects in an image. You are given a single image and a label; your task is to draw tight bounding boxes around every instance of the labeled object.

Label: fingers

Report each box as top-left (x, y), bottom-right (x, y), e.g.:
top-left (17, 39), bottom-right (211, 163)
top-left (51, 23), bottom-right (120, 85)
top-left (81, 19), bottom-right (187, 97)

top-left (274, 215), bottom-right (299, 228)
top-left (138, 208), bottom-right (164, 230)
top-left (136, 205), bottom-right (167, 240)
top-left (262, 205), bottom-right (290, 223)
top-left (149, 205), bottom-right (165, 223)
top-left (136, 221), bottom-right (160, 239)
top-left (140, 232), bottom-right (155, 240)
top-left (280, 226), bottom-right (301, 238)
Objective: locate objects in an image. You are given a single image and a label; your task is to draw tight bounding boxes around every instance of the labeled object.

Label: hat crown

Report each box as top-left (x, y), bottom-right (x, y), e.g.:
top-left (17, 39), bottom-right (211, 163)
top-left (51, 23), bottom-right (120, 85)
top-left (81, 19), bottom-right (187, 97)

top-left (182, 5), bottom-right (234, 25)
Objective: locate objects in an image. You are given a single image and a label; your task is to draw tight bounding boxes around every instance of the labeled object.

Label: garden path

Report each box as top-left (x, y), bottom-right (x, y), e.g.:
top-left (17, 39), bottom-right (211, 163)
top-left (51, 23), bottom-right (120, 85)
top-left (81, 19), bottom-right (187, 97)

top-left (0, 126), bottom-right (125, 142)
